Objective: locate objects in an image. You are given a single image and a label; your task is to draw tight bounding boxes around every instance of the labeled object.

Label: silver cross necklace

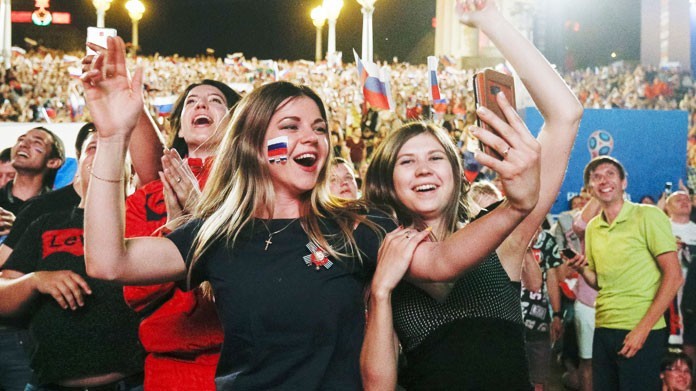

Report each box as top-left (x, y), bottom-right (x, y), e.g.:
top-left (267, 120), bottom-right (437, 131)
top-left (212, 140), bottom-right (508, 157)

top-left (260, 218), bottom-right (299, 251)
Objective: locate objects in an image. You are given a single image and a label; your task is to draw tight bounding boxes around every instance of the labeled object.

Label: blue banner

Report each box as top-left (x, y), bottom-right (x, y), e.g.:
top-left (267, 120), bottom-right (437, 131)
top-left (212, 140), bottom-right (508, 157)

top-left (692, 3), bottom-right (696, 79)
top-left (522, 108), bottom-right (688, 214)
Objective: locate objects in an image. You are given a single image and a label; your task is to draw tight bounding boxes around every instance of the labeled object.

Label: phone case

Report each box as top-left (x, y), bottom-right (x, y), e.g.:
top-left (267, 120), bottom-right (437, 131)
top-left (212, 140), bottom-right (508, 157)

top-left (473, 69), bottom-right (516, 160)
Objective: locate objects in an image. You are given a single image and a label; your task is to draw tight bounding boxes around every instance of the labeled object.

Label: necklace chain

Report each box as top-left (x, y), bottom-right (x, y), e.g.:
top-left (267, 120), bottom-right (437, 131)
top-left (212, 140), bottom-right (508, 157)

top-left (260, 218), bottom-right (299, 251)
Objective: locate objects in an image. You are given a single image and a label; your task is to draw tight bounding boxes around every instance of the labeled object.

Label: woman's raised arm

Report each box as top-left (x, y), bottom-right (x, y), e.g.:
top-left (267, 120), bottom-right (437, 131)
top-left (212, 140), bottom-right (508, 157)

top-left (408, 0), bottom-right (582, 282)
top-left (461, 0), bottom-right (583, 272)
top-left (82, 36), bottom-right (185, 284)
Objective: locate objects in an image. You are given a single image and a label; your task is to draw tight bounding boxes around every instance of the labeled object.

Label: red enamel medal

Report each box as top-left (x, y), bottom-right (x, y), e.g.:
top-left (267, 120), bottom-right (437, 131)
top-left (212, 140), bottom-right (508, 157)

top-left (303, 241), bottom-right (333, 270)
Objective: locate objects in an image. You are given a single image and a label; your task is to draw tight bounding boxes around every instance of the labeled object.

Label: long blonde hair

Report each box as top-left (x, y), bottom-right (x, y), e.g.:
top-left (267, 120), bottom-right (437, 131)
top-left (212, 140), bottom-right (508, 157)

top-left (188, 81), bottom-right (377, 286)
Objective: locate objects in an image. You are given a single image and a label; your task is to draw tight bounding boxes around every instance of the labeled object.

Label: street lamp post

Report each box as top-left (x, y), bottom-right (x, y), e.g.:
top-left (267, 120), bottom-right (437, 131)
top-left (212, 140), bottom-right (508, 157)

top-left (310, 6), bottom-right (326, 63)
top-left (322, 0), bottom-right (343, 56)
top-left (92, 0), bottom-right (113, 28)
top-left (356, 0), bottom-right (376, 63)
top-left (0, 0), bottom-right (11, 69)
top-left (125, 0), bottom-right (145, 56)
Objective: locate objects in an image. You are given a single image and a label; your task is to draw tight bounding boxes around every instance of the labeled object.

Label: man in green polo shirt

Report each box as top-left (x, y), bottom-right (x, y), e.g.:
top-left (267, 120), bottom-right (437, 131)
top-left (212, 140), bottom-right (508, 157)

top-left (567, 156), bottom-right (682, 391)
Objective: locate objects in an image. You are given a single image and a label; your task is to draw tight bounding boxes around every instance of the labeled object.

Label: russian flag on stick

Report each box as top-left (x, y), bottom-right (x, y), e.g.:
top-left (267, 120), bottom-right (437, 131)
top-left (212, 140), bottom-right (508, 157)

top-left (69, 91), bottom-right (84, 120)
top-left (152, 95), bottom-right (177, 117)
top-left (379, 65), bottom-right (395, 111)
top-left (440, 54), bottom-right (455, 67)
top-left (354, 50), bottom-right (393, 111)
top-left (427, 56), bottom-right (446, 103)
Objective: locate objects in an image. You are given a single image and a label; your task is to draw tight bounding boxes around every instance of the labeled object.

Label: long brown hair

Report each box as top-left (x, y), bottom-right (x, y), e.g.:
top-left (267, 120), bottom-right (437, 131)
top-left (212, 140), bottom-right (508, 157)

top-left (363, 122), bottom-right (471, 237)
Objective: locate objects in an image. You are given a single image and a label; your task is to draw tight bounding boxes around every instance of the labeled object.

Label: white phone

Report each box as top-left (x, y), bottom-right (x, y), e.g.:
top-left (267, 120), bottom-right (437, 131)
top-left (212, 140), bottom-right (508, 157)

top-left (86, 27), bottom-right (117, 56)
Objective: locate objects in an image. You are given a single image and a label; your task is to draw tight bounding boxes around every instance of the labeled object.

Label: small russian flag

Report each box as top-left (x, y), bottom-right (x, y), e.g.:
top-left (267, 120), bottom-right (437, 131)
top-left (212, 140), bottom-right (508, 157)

top-left (267, 136), bottom-right (288, 164)
top-left (152, 95), bottom-right (177, 117)
top-left (427, 56), bottom-right (446, 103)
top-left (440, 55), bottom-right (455, 67)
top-left (69, 91), bottom-right (84, 120)
top-left (354, 50), bottom-right (393, 111)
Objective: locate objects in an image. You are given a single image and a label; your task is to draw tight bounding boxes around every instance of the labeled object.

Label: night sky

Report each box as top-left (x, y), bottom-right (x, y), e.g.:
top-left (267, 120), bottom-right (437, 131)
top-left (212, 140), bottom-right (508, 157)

top-left (11, 0), bottom-right (639, 68)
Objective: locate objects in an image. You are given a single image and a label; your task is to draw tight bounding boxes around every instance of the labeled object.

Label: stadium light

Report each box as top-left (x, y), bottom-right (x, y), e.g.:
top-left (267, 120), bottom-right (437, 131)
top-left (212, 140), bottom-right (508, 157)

top-left (92, 0), bottom-right (112, 28)
top-left (1, 0), bottom-right (10, 69)
top-left (322, 0), bottom-right (343, 56)
top-left (125, 0), bottom-right (145, 56)
top-left (356, 0), bottom-right (377, 62)
top-left (310, 6), bottom-right (326, 63)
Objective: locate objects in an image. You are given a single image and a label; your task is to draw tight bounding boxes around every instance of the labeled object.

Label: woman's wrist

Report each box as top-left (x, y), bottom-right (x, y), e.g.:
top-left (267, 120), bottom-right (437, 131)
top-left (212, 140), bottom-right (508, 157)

top-left (500, 198), bottom-right (534, 222)
top-left (97, 132), bottom-right (132, 145)
top-left (370, 285), bottom-right (393, 302)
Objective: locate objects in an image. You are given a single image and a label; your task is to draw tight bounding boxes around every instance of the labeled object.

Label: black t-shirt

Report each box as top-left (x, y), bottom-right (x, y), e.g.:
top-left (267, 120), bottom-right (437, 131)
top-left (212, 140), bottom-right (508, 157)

top-left (2, 208), bottom-right (144, 385)
top-left (0, 183), bottom-right (64, 329)
top-left (3, 184), bottom-right (80, 249)
top-left (0, 182), bottom-right (27, 216)
top-left (167, 213), bottom-right (394, 390)
top-left (0, 182), bottom-right (52, 216)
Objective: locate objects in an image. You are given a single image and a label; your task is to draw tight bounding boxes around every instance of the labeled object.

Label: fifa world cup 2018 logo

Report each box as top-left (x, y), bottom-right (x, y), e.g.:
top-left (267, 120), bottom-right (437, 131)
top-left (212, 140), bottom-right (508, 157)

top-left (587, 130), bottom-right (614, 158)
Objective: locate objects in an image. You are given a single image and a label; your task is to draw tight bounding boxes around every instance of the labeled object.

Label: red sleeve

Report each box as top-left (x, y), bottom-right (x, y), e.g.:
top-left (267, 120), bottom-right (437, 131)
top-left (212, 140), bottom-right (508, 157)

top-left (125, 180), bottom-right (168, 239)
top-left (123, 162), bottom-right (212, 312)
top-left (123, 180), bottom-right (172, 311)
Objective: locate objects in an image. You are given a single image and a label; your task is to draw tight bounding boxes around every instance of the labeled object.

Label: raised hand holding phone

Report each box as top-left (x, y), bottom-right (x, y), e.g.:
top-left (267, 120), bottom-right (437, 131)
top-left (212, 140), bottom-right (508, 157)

top-left (472, 69), bottom-right (516, 159)
top-left (86, 27), bottom-right (117, 56)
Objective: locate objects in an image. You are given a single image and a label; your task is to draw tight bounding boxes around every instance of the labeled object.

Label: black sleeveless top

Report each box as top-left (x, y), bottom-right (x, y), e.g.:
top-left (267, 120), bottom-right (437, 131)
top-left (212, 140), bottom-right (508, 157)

top-left (392, 252), bottom-right (523, 352)
top-left (392, 252), bottom-right (531, 390)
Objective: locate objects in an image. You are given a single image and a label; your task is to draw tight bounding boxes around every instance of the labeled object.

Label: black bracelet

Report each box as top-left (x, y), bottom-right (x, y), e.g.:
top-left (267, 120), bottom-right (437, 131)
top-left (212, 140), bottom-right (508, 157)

top-left (553, 312), bottom-right (563, 319)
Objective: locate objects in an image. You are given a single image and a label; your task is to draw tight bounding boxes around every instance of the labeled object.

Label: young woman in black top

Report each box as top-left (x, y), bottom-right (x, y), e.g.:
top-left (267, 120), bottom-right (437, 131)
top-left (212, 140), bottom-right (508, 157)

top-left (361, 0), bottom-right (583, 389)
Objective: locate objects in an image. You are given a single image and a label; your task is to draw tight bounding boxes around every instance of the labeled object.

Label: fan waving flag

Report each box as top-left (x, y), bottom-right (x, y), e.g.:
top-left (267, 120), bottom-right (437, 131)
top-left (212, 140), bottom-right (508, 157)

top-left (427, 56), bottom-right (446, 103)
top-left (354, 50), bottom-right (394, 111)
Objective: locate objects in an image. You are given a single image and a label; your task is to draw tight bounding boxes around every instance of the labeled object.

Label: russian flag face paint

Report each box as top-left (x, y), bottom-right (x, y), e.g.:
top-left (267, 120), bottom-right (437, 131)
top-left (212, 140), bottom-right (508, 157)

top-left (267, 136), bottom-right (289, 164)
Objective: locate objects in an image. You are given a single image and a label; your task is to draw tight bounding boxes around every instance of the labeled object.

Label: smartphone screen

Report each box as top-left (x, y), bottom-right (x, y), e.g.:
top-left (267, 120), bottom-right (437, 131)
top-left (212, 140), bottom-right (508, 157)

top-left (86, 27), bottom-right (117, 56)
top-left (562, 248), bottom-right (577, 259)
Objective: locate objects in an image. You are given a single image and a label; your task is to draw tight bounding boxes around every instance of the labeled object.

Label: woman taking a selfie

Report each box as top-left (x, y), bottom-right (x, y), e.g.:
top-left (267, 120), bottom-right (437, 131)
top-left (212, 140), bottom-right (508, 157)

top-left (360, 0), bottom-right (583, 389)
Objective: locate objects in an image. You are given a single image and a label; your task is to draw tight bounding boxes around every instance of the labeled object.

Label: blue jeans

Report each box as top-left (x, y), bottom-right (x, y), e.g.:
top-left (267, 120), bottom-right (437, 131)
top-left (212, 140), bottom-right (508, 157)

top-left (592, 327), bottom-right (666, 391)
top-left (0, 329), bottom-right (33, 391)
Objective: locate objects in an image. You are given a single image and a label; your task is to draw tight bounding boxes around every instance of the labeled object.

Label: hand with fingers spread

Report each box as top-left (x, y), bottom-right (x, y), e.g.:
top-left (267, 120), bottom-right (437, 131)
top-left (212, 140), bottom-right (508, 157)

top-left (371, 227), bottom-right (432, 298)
top-left (473, 91), bottom-right (541, 214)
top-left (81, 36), bottom-right (144, 142)
top-left (32, 270), bottom-right (92, 310)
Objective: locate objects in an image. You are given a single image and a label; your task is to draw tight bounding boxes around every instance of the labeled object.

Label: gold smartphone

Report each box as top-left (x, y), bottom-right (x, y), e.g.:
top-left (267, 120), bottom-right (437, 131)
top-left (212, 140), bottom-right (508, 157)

top-left (473, 69), bottom-right (516, 160)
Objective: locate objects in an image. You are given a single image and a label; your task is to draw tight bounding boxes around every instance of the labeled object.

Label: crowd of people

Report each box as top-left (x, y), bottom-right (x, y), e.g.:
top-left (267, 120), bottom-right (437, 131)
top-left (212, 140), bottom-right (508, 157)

top-left (4, 25), bottom-right (696, 170)
top-left (0, 0), bottom-right (692, 390)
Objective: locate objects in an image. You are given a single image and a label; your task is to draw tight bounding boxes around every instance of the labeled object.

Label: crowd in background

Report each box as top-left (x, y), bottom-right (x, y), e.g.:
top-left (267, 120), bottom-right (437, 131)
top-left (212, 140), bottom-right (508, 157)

top-left (3, 47), bottom-right (696, 170)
